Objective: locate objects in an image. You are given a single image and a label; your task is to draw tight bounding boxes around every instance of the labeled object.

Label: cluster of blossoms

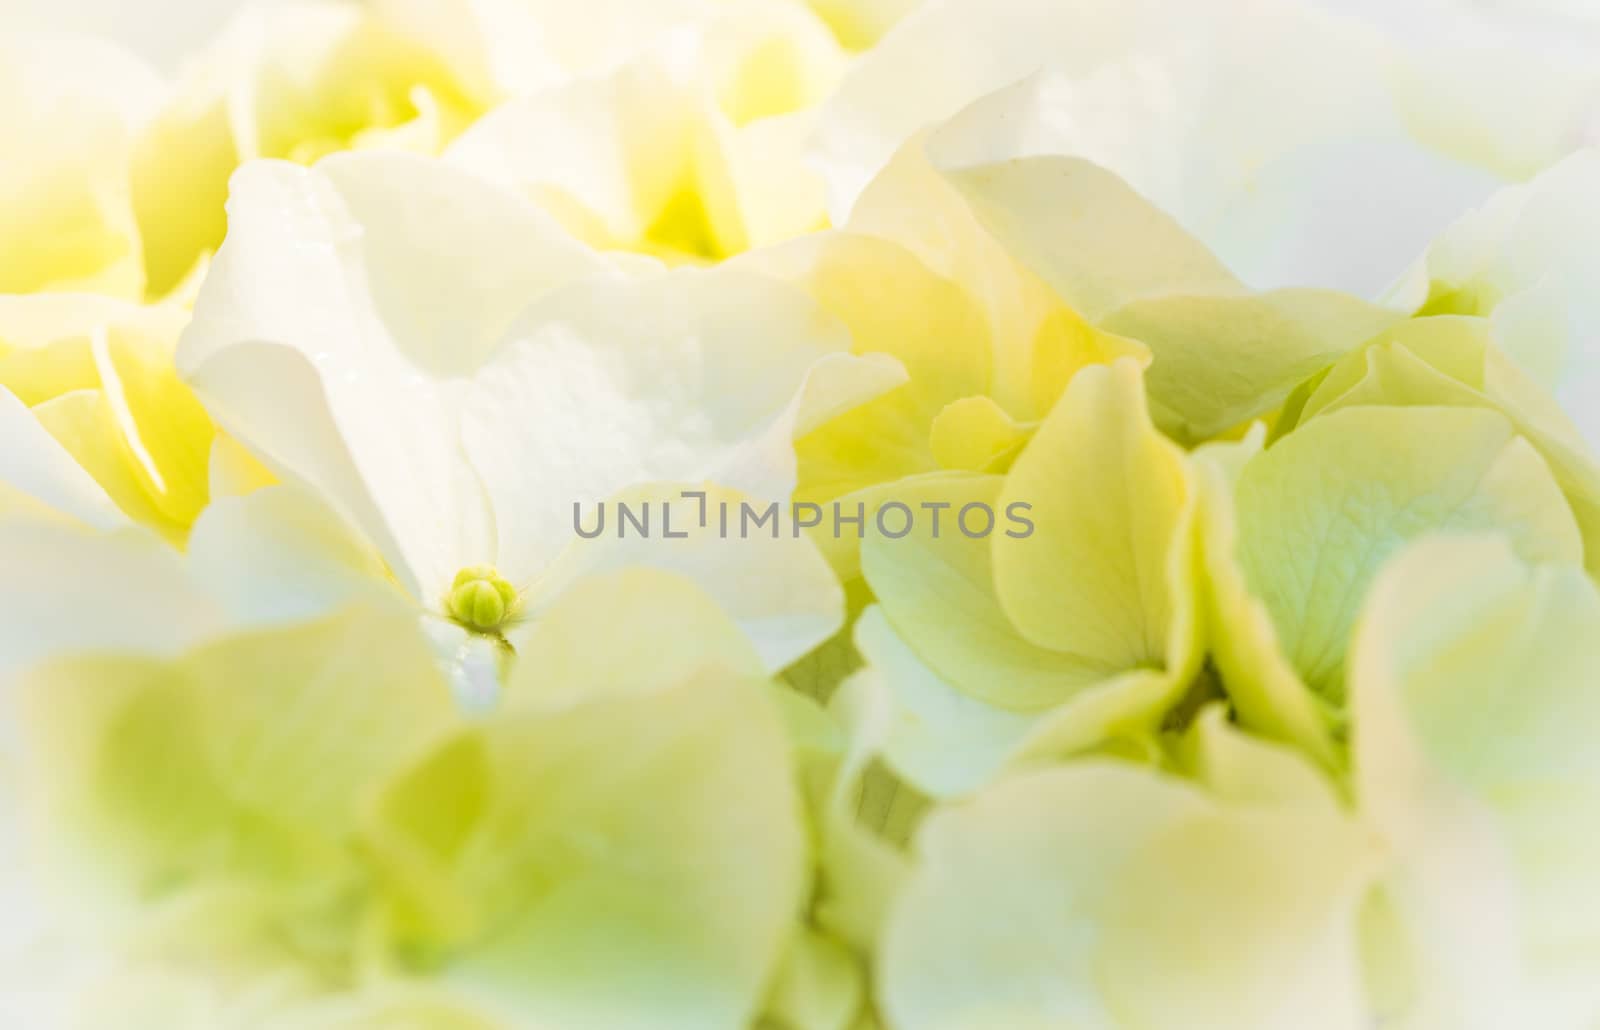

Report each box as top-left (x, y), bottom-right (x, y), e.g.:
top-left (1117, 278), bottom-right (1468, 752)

top-left (3, 0), bottom-right (1600, 1026)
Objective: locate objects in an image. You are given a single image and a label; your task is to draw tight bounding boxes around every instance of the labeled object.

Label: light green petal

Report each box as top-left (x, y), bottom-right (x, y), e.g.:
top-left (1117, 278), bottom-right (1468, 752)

top-left (993, 358), bottom-right (1196, 674)
top-left (854, 603), bottom-right (1179, 801)
top-left (860, 474), bottom-right (1107, 711)
top-left (271, 986), bottom-right (506, 1030)
top-left (1094, 796), bottom-right (1375, 1029)
top-left (1102, 289), bottom-right (1398, 444)
top-left (370, 572), bottom-right (807, 1030)
top-left (1180, 706), bottom-right (1341, 812)
top-left (762, 926), bottom-right (864, 1030)
top-left (855, 363), bottom-right (1202, 793)
top-left (1232, 406), bottom-right (1581, 703)
top-left (880, 763), bottom-right (1374, 1030)
top-left (931, 140), bottom-right (1405, 444)
top-left (1295, 315), bottom-right (1600, 577)
top-left (1351, 536), bottom-right (1600, 1024)
top-left (17, 606), bottom-right (461, 914)
top-left (1194, 430), bottom-right (1337, 762)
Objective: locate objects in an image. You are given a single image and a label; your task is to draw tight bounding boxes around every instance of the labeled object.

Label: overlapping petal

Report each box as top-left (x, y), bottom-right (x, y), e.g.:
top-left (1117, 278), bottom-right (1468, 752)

top-left (179, 150), bottom-right (895, 686)
top-left (6, 570), bottom-right (810, 1029)
top-left (855, 359), bottom-right (1202, 795)
top-left (880, 760), bottom-right (1375, 1030)
top-left (1351, 536), bottom-right (1600, 1027)
top-left (0, 35), bottom-right (158, 299)
top-left (446, 0), bottom-right (846, 260)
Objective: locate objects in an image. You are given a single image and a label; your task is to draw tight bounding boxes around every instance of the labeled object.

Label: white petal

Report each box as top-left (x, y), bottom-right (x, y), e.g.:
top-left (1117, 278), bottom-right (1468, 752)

top-left (184, 485), bottom-right (399, 627)
top-left (458, 264), bottom-right (873, 584)
top-left (179, 153), bottom-right (601, 600)
top-left (0, 520), bottom-right (223, 684)
top-left (812, 0), bottom-right (1182, 223)
top-left (1408, 149), bottom-right (1600, 452)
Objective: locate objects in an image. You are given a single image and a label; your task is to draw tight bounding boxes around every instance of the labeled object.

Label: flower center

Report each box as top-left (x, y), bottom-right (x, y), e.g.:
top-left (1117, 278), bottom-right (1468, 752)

top-left (446, 565), bottom-right (518, 633)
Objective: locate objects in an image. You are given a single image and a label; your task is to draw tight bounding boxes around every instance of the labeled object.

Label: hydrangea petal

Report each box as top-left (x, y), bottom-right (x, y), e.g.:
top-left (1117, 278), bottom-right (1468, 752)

top-left (880, 763), bottom-right (1374, 1030)
top-left (1232, 405), bottom-right (1581, 702)
top-left (0, 519), bottom-right (223, 682)
top-left (1292, 315), bottom-right (1600, 577)
top-left (993, 358), bottom-right (1195, 670)
top-left (1101, 289), bottom-right (1399, 444)
top-left (372, 570), bottom-right (807, 1030)
top-left (1351, 536), bottom-right (1600, 1026)
top-left (132, 4), bottom-right (478, 295)
top-left (15, 606), bottom-right (462, 910)
top-left (1, 295), bottom-right (211, 538)
top-left (741, 232), bottom-right (993, 501)
top-left (855, 605), bottom-right (1180, 799)
top-left (0, 36), bottom-right (156, 298)
top-left (924, 21), bottom-right (1505, 297)
top-left (812, 0), bottom-right (1182, 223)
top-left (933, 153), bottom-right (1239, 324)
top-left (1193, 432), bottom-right (1337, 763)
top-left (184, 485), bottom-right (399, 627)
top-left (861, 474), bottom-right (1107, 712)
top-left (522, 485), bottom-right (843, 674)
top-left (179, 152), bottom-right (602, 599)
top-left (456, 265), bottom-right (873, 587)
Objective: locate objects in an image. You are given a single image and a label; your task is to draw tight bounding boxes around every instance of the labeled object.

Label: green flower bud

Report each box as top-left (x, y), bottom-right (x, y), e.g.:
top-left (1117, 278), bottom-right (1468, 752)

top-left (446, 566), bottom-right (518, 633)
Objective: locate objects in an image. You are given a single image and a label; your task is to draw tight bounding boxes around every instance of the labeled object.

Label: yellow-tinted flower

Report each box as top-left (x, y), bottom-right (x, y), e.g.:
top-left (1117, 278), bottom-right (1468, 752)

top-left (0, 297), bottom-right (215, 543)
top-left (0, 36), bottom-right (159, 299)
top-left (446, 0), bottom-right (848, 263)
top-left (131, 3), bottom-right (482, 299)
